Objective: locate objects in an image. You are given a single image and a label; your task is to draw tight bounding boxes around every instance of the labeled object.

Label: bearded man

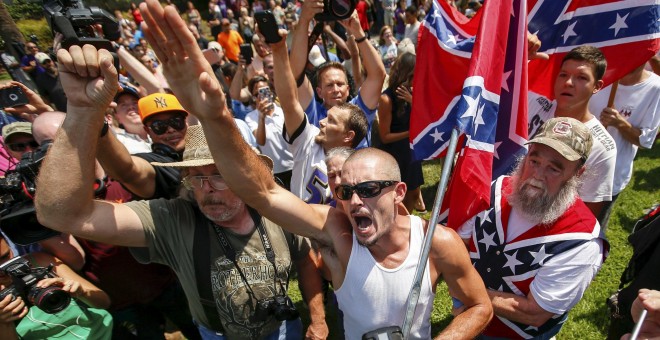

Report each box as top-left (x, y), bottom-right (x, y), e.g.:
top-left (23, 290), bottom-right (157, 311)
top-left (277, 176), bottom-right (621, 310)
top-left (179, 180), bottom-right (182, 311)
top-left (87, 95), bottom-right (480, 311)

top-left (457, 117), bottom-right (608, 339)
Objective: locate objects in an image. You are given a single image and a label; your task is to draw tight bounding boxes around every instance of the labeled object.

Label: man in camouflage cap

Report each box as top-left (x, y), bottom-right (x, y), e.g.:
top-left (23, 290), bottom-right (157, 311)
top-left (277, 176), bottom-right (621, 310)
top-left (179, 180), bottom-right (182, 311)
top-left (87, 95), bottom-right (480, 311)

top-left (457, 117), bottom-right (608, 339)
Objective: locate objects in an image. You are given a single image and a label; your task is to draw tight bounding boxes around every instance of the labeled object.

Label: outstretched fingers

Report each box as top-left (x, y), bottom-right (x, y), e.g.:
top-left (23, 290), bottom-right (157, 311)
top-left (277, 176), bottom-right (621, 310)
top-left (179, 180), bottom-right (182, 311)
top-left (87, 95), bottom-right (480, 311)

top-left (140, 0), bottom-right (171, 63)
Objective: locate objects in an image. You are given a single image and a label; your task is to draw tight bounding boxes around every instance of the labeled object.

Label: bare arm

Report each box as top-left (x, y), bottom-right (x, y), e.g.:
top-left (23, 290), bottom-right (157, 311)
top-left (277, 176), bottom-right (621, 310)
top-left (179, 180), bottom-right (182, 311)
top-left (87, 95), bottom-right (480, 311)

top-left (347, 35), bottom-right (363, 88)
top-left (229, 57), bottom-right (252, 103)
top-left (650, 55), bottom-right (660, 76)
top-left (339, 11), bottom-right (386, 110)
top-left (377, 93), bottom-right (408, 144)
top-left (432, 227), bottom-right (492, 339)
top-left (323, 23), bottom-right (350, 57)
top-left (38, 234), bottom-right (86, 271)
top-left (487, 290), bottom-right (555, 328)
top-left (296, 246), bottom-right (329, 340)
top-left (96, 131), bottom-right (159, 199)
top-left (271, 32), bottom-right (307, 136)
top-left (35, 45), bottom-right (146, 247)
top-left (255, 107), bottom-right (267, 146)
top-left (289, 0), bottom-right (324, 110)
top-left (116, 46), bottom-right (162, 94)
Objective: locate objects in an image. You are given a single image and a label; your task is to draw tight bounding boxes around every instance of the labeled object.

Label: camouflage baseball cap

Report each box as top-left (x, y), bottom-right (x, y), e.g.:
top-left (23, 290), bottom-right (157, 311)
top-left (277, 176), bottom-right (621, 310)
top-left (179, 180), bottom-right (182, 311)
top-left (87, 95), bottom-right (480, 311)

top-left (526, 117), bottom-right (592, 162)
top-left (2, 122), bottom-right (32, 141)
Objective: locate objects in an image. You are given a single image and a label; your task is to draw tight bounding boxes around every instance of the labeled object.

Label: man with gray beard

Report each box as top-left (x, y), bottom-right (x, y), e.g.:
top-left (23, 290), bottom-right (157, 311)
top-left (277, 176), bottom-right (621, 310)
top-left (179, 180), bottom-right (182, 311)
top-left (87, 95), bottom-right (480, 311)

top-left (457, 117), bottom-right (608, 339)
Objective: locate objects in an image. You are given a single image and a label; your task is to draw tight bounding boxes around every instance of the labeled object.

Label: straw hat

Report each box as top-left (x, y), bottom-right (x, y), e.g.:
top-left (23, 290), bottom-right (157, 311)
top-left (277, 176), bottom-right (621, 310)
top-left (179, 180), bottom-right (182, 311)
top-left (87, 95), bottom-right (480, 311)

top-left (152, 124), bottom-right (274, 170)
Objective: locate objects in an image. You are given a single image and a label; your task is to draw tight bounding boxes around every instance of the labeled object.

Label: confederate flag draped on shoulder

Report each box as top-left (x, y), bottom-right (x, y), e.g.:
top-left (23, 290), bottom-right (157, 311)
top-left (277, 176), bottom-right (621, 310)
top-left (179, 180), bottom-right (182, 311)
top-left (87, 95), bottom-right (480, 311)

top-left (409, 0), bottom-right (528, 229)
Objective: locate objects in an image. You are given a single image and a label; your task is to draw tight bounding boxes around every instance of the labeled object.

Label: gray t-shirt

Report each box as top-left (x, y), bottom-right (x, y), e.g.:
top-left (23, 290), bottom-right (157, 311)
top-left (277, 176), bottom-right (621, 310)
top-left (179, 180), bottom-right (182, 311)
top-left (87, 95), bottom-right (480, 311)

top-left (126, 198), bottom-right (309, 338)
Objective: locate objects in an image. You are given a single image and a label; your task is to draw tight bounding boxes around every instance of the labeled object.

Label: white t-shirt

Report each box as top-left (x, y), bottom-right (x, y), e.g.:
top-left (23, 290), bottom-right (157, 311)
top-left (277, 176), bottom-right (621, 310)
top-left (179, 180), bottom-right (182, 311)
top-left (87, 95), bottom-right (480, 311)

top-left (404, 21), bottom-right (421, 47)
top-left (527, 93), bottom-right (617, 202)
top-left (113, 128), bottom-right (152, 154)
top-left (588, 72), bottom-right (660, 195)
top-left (244, 105), bottom-right (294, 174)
top-left (284, 117), bottom-right (331, 204)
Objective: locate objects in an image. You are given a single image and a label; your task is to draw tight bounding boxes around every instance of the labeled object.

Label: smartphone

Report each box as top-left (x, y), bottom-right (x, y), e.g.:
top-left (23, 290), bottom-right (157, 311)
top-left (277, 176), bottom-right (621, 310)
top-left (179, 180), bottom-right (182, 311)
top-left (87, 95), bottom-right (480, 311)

top-left (258, 86), bottom-right (274, 111)
top-left (254, 11), bottom-right (282, 44)
top-left (240, 43), bottom-right (253, 65)
top-left (0, 86), bottom-right (29, 109)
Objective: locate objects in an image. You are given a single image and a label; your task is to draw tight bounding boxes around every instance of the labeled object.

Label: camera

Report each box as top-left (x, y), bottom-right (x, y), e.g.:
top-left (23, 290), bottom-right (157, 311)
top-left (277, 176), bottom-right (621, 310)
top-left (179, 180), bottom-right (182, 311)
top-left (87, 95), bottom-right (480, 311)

top-left (43, 0), bottom-right (120, 51)
top-left (315, 0), bottom-right (357, 21)
top-left (252, 295), bottom-right (299, 322)
top-left (0, 86), bottom-right (29, 109)
top-left (0, 141), bottom-right (61, 245)
top-left (0, 257), bottom-right (71, 314)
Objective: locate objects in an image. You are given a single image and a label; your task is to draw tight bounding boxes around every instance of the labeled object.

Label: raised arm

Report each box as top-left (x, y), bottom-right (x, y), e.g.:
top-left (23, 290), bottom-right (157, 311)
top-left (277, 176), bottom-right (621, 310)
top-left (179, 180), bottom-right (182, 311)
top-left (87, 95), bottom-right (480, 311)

top-left (96, 131), bottom-right (159, 198)
top-left (116, 45), bottom-right (163, 94)
top-left (270, 33), bottom-right (307, 135)
top-left (339, 11), bottom-right (386, 110)
top-left (432, 227), bottom-right (492, 339)
top-left (35, 45), bottom-right (146, 247)
top-left (289, 0), bottom-right (324, 110)
top-left (139, 0), bottom-right (334, 244)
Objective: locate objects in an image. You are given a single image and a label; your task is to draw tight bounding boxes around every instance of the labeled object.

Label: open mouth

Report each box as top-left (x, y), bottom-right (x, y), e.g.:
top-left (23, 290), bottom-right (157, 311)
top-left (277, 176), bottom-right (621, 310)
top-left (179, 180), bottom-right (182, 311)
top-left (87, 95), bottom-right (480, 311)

top-left (353, 215), bottom-right (373, 231)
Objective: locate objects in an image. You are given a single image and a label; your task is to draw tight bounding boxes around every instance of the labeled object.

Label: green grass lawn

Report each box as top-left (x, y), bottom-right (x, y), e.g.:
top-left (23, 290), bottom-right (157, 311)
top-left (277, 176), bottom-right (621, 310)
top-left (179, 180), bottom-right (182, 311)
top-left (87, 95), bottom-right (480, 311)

top-left (288, 139), bottom-right (660, 339)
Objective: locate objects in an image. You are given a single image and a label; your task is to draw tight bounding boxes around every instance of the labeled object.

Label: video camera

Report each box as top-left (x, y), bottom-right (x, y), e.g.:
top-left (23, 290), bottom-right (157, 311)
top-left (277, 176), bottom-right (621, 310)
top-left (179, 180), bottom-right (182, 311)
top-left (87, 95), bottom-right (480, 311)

top-left (0, 140), bottom-right (60, 245)
top-left (43, 0), bottom-right (120, 51)
top-left (0, 256), bottom-right (71, 314)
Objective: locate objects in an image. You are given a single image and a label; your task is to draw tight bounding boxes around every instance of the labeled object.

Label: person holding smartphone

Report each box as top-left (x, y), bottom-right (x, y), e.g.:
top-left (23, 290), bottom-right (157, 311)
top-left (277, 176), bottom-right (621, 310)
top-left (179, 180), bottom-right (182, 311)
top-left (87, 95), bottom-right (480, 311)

top-left (244, 76), bottom-right (295, 190)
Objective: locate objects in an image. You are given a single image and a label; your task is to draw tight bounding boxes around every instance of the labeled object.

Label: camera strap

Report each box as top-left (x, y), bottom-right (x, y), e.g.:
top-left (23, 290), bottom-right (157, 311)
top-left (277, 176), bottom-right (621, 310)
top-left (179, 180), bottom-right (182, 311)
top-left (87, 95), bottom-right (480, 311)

top-left (210, 208), bottom-right (282, 297)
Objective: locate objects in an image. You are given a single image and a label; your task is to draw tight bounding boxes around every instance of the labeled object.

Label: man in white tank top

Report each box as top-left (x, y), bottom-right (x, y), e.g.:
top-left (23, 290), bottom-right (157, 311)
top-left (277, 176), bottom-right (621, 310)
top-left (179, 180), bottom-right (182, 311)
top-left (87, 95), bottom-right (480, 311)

top-left (76, 5), bottom-right (494, 339)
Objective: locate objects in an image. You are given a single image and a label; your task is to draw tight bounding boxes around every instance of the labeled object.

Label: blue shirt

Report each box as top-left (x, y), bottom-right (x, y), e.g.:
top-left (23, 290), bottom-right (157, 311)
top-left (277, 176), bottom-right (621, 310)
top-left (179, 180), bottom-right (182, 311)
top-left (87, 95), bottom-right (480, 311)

top-left (303, 91), bottom-right (376, 148)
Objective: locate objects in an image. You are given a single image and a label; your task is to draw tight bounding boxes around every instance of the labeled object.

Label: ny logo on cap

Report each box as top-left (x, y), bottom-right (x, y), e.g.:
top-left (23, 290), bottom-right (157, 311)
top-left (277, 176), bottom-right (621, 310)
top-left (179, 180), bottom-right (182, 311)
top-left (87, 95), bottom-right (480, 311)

top-left (552, 121), bottom-right (571, 136)
top-left (154, 96), bottom-right (168, 108)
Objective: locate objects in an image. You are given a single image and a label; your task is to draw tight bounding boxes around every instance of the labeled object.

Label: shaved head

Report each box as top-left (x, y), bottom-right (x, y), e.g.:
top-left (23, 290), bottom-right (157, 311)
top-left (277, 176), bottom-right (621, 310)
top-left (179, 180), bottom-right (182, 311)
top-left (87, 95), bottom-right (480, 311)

top-left (344, 148), bottom-right (401, 181)
top-left (32, 111), bottom-right (66, 144)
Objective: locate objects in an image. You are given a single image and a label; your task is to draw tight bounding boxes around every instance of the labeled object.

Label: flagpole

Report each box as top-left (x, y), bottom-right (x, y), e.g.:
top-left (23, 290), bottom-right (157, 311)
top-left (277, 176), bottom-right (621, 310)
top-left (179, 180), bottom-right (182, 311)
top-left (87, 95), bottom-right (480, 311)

top-left (401, 127), bottom-right (461, 338)
top-left (607, 81), bottom-right (619, 108)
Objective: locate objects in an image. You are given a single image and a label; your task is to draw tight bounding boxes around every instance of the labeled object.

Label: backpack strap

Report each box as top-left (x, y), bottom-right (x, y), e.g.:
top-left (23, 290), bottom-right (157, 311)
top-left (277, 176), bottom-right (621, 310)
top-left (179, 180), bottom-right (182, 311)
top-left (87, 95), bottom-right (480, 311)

top-left (192, 206), bottom-right (225, 332)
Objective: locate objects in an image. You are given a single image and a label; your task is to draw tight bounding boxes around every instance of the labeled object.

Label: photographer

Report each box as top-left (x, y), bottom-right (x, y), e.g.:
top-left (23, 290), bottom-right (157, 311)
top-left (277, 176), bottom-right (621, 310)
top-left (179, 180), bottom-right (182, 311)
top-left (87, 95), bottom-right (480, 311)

top-left (0, 234), bottom-right (111, 340)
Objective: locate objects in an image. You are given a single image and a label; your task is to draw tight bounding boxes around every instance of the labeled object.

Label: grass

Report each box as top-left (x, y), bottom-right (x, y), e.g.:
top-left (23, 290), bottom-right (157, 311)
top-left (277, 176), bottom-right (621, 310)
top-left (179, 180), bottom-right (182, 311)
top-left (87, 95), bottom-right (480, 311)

top-left (288, 138), bottom-right (660, 339)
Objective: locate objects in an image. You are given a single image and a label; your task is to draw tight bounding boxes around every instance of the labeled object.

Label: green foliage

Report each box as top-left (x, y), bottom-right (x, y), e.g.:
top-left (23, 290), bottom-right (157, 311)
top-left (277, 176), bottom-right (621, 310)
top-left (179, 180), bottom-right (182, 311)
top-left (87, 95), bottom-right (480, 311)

top-left (6, 0), bottom-right (43, 21)
top-left (15, 19), bottom-right (53, 51)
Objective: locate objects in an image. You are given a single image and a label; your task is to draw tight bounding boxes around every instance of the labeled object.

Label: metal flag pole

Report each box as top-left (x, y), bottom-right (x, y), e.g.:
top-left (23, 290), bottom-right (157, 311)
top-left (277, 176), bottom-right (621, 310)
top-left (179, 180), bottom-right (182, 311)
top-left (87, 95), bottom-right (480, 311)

top-left (401, 127), bottom-right (461, 338)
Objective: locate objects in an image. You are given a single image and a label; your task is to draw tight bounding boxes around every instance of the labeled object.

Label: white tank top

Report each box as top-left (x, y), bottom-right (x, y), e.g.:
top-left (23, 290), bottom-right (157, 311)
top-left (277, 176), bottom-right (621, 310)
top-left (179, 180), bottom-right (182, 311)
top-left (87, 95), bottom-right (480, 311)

top-left (335, 215), bottom-right (434, 340)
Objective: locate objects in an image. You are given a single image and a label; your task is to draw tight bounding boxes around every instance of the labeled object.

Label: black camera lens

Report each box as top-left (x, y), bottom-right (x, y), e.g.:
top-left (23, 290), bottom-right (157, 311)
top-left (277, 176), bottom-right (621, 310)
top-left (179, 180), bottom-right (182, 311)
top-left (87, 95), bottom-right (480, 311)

top-left (272, 296), bottom-right (299, 321)
top-left (28, 286), bottom-right (71, 314)
top-left (331, 0), bottom-right (352, 18)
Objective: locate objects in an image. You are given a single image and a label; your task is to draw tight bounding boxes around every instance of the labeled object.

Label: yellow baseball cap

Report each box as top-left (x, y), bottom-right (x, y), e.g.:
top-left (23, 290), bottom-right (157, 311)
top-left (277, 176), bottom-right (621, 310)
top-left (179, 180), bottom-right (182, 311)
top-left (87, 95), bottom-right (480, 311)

top-left (138, 93), bottom-right (188, 123)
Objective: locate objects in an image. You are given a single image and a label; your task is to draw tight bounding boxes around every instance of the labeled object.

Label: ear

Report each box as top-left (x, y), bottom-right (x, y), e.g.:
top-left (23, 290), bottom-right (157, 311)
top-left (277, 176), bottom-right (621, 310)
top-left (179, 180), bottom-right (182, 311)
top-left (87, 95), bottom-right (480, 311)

top-left (593, 79), bottom-right (604, 94)
top-left (343, 130), bottom-right (355, 145)
top-left (576, 164), bottom-right (586, 178)
top-left (143, 125), bottom-right (150, 134)
top-left (393, 181), bottom-right (407, 204)
top-left (316, 86), bottom-right (323, 100)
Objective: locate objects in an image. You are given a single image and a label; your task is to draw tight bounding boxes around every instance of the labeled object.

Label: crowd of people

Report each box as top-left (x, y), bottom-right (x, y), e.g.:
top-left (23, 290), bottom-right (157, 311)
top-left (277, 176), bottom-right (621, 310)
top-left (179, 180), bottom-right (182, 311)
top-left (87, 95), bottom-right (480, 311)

top-left (0, 0), bottom-right (659, 339)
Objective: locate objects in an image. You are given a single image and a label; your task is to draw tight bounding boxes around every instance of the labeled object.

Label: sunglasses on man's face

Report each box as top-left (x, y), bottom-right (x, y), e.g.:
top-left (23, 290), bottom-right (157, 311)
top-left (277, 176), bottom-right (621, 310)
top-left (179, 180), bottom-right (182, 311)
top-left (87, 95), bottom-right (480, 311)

top-left (334, 180), bottom-right (398, 201)
top-left (7, 141), bottom-right (39, 152)
top-left (148, 116), bottom-right (186, 135)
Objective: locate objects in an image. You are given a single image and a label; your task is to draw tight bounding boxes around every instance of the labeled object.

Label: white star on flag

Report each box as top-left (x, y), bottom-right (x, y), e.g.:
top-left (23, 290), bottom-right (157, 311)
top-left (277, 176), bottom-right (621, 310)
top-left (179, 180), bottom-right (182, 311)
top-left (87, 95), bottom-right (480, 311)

top-left (479, 230), bottom-right (498, 252)
top-left (503, 251), bottom-right (524, 274)
top-left (562, 22), bottom-right (578, 43)
top-left (609, 13), bottom-right (629, 37)
top-left (430, 129), bottom-right (445, 143)
top-left (529, 245), bottom-right (552, 266)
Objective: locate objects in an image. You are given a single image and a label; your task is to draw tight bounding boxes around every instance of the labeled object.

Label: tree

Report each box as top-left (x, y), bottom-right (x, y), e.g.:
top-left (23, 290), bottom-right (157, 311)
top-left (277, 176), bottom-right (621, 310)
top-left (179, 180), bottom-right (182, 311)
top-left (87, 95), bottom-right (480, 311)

top-left (0, 2), bottom-right (25, 58)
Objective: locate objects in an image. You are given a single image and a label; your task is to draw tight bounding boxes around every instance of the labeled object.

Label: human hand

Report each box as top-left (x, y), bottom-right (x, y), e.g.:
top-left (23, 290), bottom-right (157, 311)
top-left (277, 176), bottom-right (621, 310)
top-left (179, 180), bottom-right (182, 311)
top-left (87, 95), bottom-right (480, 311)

top-left (256, 95), bottom-right (274, 117)
top-left (621, 289), bottom-right (660, 340)
top-left (1, 81), bottom-right (53, 118)
top-left (56, 45), bottom-right (118, 113)
top-left (37, 277), bottom-right (82, 298)
top-left (305, 319), bottom-right (329, 339)
top-left (300, 0), bottom-right (324, 23)
top-left (396, 85), bottom-right (413, 104)
top-left (339, 11), bottom-right (364, 38)
top-left (140, 0), bottom-right (226, 121)
top-left (0, 295), bottom-right (27, 323)
top-left (527, 32), bottom-right (549, 60)
top-left (600, 107), bottom-right (625, 129)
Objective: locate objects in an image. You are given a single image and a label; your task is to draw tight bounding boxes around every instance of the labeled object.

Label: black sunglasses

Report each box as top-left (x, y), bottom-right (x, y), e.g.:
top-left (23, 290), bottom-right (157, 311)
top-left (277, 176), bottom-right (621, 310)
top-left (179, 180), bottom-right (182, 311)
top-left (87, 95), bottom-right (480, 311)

top-left (335, 180), bottom-right (398, 201)
top-left (7, 141), bottom-right (39, 152)
top-left (148, 116), bottom-right (186, 135)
